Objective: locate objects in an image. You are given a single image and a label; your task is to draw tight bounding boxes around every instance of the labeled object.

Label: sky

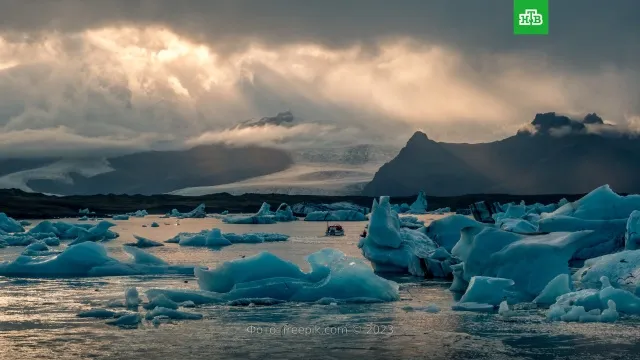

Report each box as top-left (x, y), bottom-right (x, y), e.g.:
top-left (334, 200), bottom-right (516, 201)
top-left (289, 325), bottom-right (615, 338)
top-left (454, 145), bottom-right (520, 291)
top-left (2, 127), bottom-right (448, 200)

top-left (0, 0), bottom-right (638, 158)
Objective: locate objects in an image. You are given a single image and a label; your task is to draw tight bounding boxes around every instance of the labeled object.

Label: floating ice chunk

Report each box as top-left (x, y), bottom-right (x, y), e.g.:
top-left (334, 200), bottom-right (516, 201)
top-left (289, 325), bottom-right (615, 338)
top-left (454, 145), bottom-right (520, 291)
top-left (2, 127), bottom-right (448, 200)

top-left (169, 204), bottom-right (206, 218)
top-left (274, 203), bottom-right (297, 222)
top-left (205, 229), bottom-right (232, 247)
top-left (143, 294), bottom-right (179, 310)
top-left (123, 246), bottom-right (168, 266)
top-left (145, 289), bottom-right (221, 305)
top-left (77, 308), bottom-right (116, 319)
top-left (78, 216), bottom-right (89, 221)
top-left (426, 214), bottom-right (484, 252)
top-left (127, 210), bottom-right (148, 218)
top-left (28, 221), bottom-right (59, 236)
top-left (453, 226), bottom-right (595, 298)
top-left (150, 222), bottom-right (160, 228)
top-left (145, 307), bottom-right (203, 320)
top-left (554, 289), bottom-right (602, 312)
top-left (19, 220), bottom-right (31, 226)
top-left (498, 301), bottom-right (517, 318)
top-left (599, 300), bottom-right (619, 322)
top-left (459, 277), bottom-right (515, 306)
top-left (407, 190), bottom-right (428, 214)
top-left (499, 218), bottom-right (539, 234)
top-left (179, 300), bottom-right (196, 308)
top-left (399, 216), bottom-right (424, 229)
top-left (0, 213), bottom-right (25, 233)
top-left (43, 237), bottom-right (60, 246)
top-left (451, 302), bottom-right (494, 313)
top-left (304, 210), bottom-right (367, 222)
top-left (227, 298), bottom-right (286, 306)
top-left (533, 274), bottom-right (573, 306)
top-left (366, 197), bottom-right (402, 249)
top-left (0, 242), bottom-right (193, 278)
top-left (112, 215), bottom-right (130, 221)
top-left (543, 185), bottom-right (640, 220)
top-left (546, 304), bottom-right (566, 321)
top-left (173, 249), bottom-right (400, 303)
top-left (574, 250), bottom-right (640, 289)
top-left (152, 315), bottom-right (171, 328)
top-left (427, 207), bottom-right (451, 215)
top-left (625, 210), bottom-right (640, 250)
top-left (78, 208), bottom-right (94, 215)
top-left (598, 276), bottom-right (640, 314)
top-left (105, 313), bottom-right (141, 327)
top-left (124, 235), bottom-right (164, 248)
top-left (560, 306), bottom-right (589, 322)
top-left (125, 287), bottom-right (140, 308)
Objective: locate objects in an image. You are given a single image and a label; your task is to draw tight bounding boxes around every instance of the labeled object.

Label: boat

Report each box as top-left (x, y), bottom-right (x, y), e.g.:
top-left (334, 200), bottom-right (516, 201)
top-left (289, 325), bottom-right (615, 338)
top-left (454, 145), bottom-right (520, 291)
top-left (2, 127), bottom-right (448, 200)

top-left (325, 223), bottom-right (345, 236)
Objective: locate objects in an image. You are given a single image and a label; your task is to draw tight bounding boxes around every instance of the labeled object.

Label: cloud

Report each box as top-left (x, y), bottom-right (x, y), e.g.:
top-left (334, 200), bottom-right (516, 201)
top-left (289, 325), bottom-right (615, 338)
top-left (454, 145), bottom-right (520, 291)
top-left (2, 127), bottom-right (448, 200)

top-left (0, 5), bottom-right (638, 157)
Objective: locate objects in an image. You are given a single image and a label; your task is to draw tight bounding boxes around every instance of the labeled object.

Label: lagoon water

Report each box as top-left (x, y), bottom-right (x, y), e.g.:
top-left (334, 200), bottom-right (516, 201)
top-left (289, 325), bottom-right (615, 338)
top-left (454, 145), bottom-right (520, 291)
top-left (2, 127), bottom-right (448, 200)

top-left (1, 216), bottom-right (639, 360)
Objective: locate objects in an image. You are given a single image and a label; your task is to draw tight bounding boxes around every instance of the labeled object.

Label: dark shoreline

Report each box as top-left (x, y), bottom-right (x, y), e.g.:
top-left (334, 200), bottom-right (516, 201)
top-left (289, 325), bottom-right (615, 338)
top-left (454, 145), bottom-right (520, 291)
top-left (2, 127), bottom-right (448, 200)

top-left (0, 188), bottom-right (589, 219)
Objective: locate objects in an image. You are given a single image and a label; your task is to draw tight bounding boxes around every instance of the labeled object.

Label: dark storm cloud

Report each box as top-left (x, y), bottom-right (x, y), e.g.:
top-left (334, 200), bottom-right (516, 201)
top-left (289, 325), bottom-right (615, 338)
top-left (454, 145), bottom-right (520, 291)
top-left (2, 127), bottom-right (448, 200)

top-left (0, 0), bottom-right (638, 69)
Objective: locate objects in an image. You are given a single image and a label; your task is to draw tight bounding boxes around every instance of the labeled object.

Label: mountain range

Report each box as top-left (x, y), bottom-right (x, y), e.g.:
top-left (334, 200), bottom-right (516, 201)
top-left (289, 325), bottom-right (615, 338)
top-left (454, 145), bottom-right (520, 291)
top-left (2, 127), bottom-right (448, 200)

top-left (363, 112), bottom-right (640, 196)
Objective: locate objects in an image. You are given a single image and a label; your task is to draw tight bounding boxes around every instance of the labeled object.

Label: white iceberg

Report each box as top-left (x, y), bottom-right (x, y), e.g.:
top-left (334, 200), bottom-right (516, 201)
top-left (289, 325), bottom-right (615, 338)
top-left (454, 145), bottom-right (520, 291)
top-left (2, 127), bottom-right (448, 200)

top-left (0, 213), bottom-right (25, 233)
top-left (144, 307), bottom-right (203, 321)
top-left (408, 190), bottom-right (428, 214)
top-left (127, 210), bottom-right (148, 218)
top-left (112, 215), bottom-right (130, 221)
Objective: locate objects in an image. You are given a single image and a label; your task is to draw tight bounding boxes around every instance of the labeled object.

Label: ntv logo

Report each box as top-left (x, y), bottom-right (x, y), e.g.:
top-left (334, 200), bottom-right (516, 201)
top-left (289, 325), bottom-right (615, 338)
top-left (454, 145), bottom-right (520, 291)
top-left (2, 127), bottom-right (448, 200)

top-left (513, 0), bottom-right (548, 35)
top-left (518, 9), bottom-right (543, 26)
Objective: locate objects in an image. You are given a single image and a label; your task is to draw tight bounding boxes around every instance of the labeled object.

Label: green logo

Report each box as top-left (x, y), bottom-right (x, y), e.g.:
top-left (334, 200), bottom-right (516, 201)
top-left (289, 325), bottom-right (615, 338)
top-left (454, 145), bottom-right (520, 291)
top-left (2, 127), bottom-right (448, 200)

top-left (514, 0), bottom-right (549, 35)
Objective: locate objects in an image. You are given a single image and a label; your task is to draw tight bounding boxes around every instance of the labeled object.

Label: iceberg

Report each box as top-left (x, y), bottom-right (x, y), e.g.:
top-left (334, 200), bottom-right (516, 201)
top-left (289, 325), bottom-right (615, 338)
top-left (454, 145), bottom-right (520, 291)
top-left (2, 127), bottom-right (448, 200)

top-left (150, 222), bottom-right (160, 228)
top-left (168, 203), bottom-right (206, 218)
top-left (0, 242), bottom-right (193, 278)
top-left (533, 274), bottom-right (573, 305)
top-left (175, 228), bottom-right (288, 247)
top-left (451, 302), bottom-right (495, 313)
top-left (149, 249), bottom-right (399, 304)
top-left (105, 313), bottom-right (142, 327)
top-left (625, 210), bottom-right (640, 250)
top-left (143, 294), bottom-right (179, 310)
top-left (399, 216), bottom-right (425, 229)
top-left (427, 207), bottom-right (451, 215)
top-left (125, 287), bottom-right (141, 308)
top-left (359, 197), bottom-right (458, 278)
top-left (144, 307), bottom-right (203, 321)
top-left (112, 215), bottom-right (130, 221)
top-left (124, 235), bottom-right (164, 248)
top-left (458, 276), bottom-right (515, 306)
top-left (77, 308), bottom-right (117, 319)
top-left (223, 202), bottom-right (297, 224)
top-left (451, 226), bottom-right (596, 298)
top-left (0, 213), bottom-right (25, 233)
top-left (78, 216), bottom-right (89, 221)
top-left (127, 210), bottom-right (148, 218)
top-left (291, 202), bottom-right (369, 216)
top-left (408, 190), bottom-right (428, 214)
top-left (537, 216), bottom-right (626, 262)
top-left (304, 210), bottom-right (367, 222)
top-left (550, 276), bottom-right (640, 317)
top-left (425, 214), bottom-right (484, 252)
top-left (542, 185), bottom-right (640, 220)
top-left (573, 250), bottom-right (640, 289)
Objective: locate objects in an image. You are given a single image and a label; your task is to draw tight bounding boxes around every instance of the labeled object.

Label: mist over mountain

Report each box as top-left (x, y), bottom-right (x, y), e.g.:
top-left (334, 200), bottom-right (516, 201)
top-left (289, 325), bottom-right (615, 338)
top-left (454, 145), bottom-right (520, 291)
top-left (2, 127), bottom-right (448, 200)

top-left (364, 112), bottom-right (640, 196)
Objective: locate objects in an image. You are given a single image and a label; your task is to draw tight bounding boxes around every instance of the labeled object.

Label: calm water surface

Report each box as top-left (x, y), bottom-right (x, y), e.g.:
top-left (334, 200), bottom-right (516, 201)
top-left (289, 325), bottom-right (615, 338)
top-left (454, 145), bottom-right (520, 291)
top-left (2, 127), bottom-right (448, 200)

top-left (1, 216), bottom-right (639, 360)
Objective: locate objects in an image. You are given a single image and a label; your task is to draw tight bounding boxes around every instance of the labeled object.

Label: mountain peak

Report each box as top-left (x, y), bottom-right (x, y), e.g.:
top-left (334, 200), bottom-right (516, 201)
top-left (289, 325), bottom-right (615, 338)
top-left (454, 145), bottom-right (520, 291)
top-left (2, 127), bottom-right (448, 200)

top-left (408, 131), bottom-right (430, 143)
top-left (583, 113), bottom-right (604, 125)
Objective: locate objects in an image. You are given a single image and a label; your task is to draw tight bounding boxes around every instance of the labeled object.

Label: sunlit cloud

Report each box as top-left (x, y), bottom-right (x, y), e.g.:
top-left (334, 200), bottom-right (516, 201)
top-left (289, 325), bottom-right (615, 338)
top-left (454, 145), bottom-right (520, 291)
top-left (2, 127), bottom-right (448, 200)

top-left (0, 25), bottom-right (638, 157)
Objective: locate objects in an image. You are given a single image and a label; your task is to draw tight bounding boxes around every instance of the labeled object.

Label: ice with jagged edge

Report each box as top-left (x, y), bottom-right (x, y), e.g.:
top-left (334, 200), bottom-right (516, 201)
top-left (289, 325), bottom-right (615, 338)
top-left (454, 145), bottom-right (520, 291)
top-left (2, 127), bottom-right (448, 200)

top-left (574, 249), bottom-right (640, 290)
top-left (358, 196), bottom-right (459, 278)
top-left (146, 248), bottom-right (400, 304)
top-left (166, 228), bottom-right (289, 247)
top-left (542, 184), bottom-right (640, 221)
top-left (167, 203), bottom-right (207, 218)
top-left (304, 209), bottom-right (368, 221)
top-left (223, 202), bottom-right (297, 224)
top-left (0, 242), bottom-right (193, 277)
top-left (450, 226), bottom-right (599, 299)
